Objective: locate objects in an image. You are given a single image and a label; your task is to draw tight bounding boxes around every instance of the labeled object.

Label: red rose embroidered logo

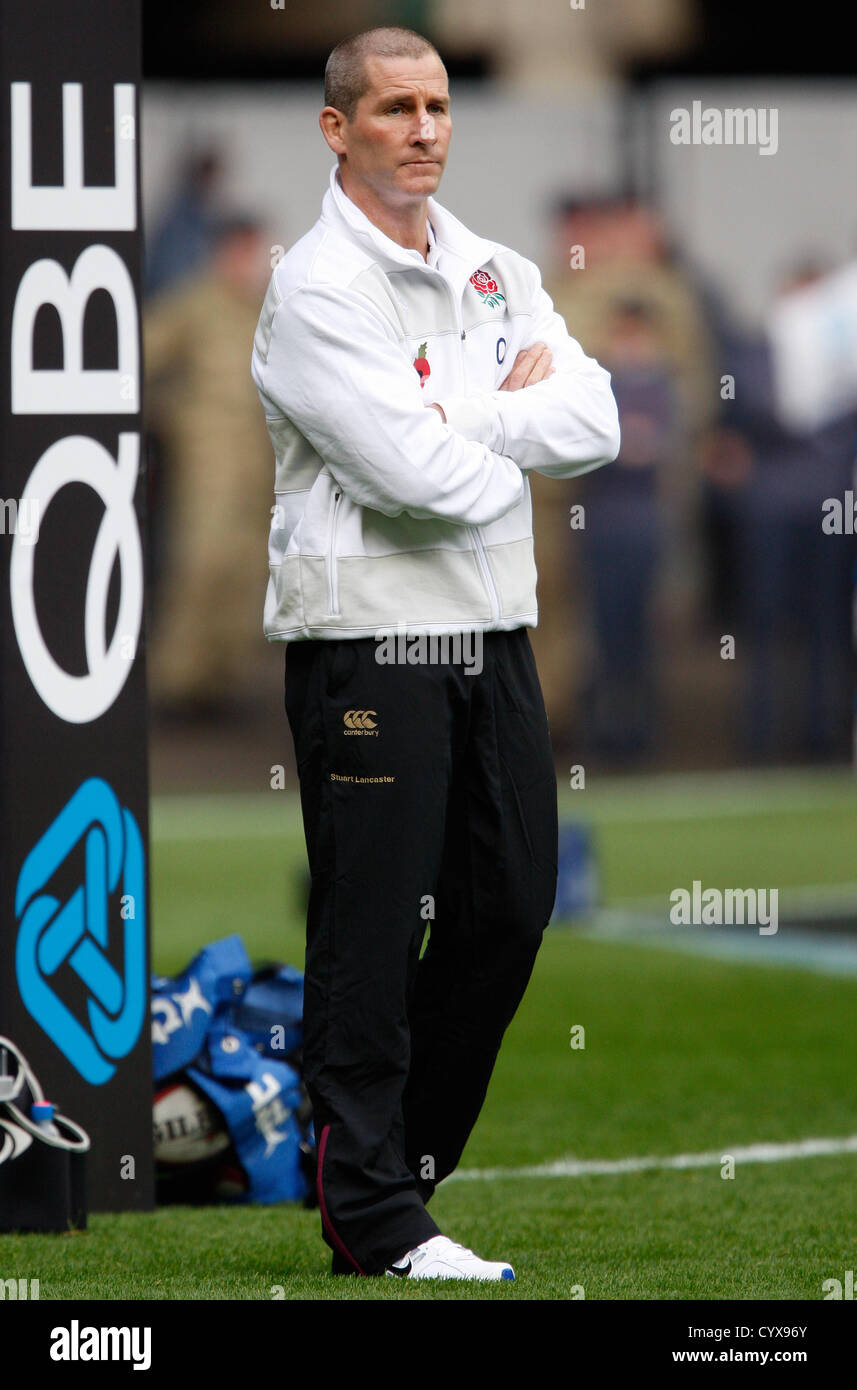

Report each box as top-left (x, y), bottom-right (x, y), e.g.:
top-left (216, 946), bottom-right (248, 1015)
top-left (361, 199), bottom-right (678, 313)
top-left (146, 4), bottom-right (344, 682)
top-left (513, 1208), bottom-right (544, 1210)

top-left (413, 342), bottom-right (431, 387)
top-left (469, 269), bottom-right (506, 309)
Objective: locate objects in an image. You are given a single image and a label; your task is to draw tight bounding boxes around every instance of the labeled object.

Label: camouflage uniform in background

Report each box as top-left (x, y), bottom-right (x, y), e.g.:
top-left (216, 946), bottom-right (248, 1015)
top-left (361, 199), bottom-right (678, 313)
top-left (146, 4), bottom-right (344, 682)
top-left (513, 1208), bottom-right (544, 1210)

top-left (532, 257), bottom-right (716, 744)
top-left (144, 267), bottom-right (273, 710)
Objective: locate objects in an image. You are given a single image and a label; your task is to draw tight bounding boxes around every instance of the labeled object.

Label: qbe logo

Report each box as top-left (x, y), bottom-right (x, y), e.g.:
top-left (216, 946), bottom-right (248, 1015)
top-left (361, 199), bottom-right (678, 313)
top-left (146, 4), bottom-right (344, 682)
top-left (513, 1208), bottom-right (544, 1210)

top-left (9, 432), bottom-right (142, 724)
top-left (15, 778), bottom-right (146, 1084)
top-left (7, 79), bottom-right (142, 725)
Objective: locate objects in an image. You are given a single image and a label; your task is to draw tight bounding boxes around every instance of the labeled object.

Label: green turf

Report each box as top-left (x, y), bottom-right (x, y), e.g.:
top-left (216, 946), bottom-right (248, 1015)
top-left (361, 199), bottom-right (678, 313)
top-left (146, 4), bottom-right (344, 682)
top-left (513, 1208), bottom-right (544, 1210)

top-left (1, 1157), bottom-right (853, 1299)
top-left (562, 768), bottom-right (857, 902)
top-left (3, 769), bottom-right (855, 1298)
top-left (148, 770), bottom-right (857, 981)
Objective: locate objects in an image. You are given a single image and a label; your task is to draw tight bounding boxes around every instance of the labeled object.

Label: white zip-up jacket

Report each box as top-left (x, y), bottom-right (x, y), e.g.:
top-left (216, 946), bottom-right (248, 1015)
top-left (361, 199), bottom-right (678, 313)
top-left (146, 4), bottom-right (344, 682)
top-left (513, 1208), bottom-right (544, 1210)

top-left (251, 165), bottom-right (620, 641)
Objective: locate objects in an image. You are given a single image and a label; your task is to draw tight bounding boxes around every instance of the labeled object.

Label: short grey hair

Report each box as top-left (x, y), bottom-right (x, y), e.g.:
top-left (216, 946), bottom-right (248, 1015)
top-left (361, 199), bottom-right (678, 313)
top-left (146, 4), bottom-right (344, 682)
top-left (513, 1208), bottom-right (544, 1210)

top-left (324, 26), bottom-right (444, 122)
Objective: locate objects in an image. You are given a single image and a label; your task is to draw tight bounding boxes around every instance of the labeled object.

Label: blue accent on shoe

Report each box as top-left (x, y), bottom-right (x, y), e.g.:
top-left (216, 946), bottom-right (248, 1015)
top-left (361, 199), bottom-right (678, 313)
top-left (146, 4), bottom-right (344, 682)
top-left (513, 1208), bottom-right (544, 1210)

top-left (501, 1268), bottom-right (515, 1281)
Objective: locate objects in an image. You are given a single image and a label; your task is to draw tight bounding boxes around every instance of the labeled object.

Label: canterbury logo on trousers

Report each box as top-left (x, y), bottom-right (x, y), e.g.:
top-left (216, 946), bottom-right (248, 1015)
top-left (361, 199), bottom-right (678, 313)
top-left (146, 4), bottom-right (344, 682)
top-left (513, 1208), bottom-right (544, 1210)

top-left (343, 709), bottom-right (378, 731)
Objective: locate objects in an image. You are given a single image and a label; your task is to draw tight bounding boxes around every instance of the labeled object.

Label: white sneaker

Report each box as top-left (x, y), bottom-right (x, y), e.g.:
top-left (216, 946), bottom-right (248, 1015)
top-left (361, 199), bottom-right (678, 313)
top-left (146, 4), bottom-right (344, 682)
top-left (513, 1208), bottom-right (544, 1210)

top-left (385, 1234), bottom-right (515, 1282)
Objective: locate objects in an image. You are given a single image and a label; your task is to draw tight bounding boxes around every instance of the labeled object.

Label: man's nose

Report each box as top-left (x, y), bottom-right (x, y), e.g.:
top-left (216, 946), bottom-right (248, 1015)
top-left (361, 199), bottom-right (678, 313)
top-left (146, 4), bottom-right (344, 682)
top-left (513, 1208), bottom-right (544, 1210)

top-left (416, 112), bottom-right (436, 142)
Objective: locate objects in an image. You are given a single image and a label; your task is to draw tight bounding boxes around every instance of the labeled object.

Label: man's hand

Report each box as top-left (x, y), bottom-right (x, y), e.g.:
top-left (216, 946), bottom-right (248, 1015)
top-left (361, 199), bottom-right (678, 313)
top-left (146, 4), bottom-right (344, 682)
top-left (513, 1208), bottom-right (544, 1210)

top-left (498, 342), bottom-right (554, 391)
top-left (427, 341), bottom-right (554, 423)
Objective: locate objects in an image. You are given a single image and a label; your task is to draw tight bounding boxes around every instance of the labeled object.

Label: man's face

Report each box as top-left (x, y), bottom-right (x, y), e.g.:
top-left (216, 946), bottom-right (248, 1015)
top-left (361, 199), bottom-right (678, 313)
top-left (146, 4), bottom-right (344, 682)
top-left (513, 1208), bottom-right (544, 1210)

top-left (333, 53), bottom-right (451, 208)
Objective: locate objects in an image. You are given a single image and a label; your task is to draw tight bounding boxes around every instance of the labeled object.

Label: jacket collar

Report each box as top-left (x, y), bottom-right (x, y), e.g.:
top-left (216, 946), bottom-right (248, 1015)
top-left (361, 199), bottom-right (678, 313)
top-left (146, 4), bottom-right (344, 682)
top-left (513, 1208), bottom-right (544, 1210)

top-left (323, 164), bottom-right (500, 289)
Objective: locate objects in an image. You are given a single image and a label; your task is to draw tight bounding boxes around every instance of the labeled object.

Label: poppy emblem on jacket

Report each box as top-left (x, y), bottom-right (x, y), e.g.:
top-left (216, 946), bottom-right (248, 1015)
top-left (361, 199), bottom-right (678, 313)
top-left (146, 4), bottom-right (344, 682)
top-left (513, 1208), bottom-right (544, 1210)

top-left (469, 269), bottom-right (506, 309)
top-left (413, 342), bottom-right (431, 387)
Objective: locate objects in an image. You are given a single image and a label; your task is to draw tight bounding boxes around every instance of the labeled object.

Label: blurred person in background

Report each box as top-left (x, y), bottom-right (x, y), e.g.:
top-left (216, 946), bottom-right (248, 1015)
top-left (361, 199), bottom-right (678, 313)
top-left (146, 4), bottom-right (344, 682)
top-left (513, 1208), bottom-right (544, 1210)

top-left (722, 262), bottom-right (857, 761)
top-left (548, 196), bottom-right (714, 448)
top-left (578, 298), bottom-right (680, 759)
top-left (144, 146), bottom-right (231, 606)
top-left (144, 147), bottom-right (227, 299)
top-left (697, 328), bottom-right (753, 637)
top-left (144, 214), bottom-right (274, 719)
top-left (534, 193), bottom-right (715, 755)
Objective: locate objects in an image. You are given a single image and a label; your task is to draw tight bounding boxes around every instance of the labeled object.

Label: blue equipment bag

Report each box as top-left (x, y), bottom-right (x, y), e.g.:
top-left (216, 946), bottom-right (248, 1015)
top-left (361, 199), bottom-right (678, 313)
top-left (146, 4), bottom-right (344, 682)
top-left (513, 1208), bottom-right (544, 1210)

top-left (151, 936), bottom-right (315, 1206)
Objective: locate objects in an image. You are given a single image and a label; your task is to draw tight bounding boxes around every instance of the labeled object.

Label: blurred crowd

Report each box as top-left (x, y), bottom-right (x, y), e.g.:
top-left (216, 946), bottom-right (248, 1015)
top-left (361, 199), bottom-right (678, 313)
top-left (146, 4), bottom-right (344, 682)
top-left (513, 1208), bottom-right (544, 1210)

top-left (534, 196), bottom-right (857, 766)
top-left (143, 145), bottom-right (857, 766)
top-left (143, 151), bottom-right (274, 720)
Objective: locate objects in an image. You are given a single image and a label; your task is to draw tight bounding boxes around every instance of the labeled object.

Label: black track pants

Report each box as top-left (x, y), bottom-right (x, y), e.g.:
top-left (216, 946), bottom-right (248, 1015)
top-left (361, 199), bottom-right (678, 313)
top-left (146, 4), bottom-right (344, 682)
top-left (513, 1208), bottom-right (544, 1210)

top-left (284, 627), bottom-right (558, 1275)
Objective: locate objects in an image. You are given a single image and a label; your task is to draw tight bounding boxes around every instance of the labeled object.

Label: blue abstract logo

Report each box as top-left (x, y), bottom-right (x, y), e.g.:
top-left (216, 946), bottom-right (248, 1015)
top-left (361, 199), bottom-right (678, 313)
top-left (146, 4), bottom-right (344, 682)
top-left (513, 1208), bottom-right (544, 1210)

top-left (15, 778), bottom-right (146, 1085)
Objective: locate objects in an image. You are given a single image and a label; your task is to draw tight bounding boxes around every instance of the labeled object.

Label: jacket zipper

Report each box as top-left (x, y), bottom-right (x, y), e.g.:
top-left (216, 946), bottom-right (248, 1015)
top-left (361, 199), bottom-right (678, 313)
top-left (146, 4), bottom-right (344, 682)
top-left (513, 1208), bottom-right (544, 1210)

top-left (470, 527), bottom-right (500, 623)
top-left (326, 488), bottom-right (342, 616)
top-left (443, 276), bottom-right (502, 623)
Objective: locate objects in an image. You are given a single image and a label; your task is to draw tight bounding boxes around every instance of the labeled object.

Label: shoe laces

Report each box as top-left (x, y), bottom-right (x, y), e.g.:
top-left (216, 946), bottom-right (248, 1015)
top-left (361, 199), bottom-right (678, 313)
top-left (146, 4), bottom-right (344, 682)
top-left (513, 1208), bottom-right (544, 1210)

top-left (421, 1235), bottom-right (471, 1258)
top-left (391, 1235), bottom-right (477, 1272)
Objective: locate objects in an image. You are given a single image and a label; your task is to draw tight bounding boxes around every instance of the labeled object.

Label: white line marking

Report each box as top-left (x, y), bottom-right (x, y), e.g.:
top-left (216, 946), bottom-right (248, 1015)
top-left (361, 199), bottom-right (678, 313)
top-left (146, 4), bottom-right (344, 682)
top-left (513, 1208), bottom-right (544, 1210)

top-left (599, 882), bottom-right (857, 917)
top-left (577, 915), bottom-right (857, 978)
top-left (149, 768), bottom-right (857, 839)
top-left (448, 1134), bottom-right (857, 1182)
top-left (559, 766), bottom-right (857, 822)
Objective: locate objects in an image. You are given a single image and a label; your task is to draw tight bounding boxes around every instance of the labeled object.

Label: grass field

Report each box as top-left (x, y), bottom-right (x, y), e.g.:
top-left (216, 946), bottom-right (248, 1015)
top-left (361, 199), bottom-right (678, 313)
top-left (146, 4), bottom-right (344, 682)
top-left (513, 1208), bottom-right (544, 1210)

top-left (2, 767), bottom-right (856, 1300)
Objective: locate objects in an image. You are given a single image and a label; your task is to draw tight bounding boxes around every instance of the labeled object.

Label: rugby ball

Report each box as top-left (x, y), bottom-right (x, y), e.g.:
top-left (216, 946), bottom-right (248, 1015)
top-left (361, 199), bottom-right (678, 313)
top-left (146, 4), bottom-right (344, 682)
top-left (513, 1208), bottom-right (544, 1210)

top-left (153, 1082), bottom-right (230, 1166)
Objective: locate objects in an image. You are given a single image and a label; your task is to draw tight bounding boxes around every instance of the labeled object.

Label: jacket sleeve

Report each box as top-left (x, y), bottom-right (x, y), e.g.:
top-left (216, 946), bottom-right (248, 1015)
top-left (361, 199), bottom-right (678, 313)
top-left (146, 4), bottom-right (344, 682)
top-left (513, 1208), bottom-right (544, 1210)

top-left (251, 280), bottom-right (524, 526)
top-left (438, 259), bottom-right (621, 479)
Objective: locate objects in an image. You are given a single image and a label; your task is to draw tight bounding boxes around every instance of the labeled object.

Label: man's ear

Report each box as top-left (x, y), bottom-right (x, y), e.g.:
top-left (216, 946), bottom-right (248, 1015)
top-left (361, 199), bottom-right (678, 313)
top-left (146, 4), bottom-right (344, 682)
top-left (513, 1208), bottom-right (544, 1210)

top-left (319, 107), bottom-right (348, 156)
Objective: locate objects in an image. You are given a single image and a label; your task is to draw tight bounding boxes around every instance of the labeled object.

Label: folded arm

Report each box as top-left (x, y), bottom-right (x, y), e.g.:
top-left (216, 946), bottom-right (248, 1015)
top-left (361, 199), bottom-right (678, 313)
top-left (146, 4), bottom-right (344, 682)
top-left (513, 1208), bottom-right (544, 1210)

top-left (252, 282), bottom-right (525, 526)
top-left (437, 260), bottom-right (621, 478)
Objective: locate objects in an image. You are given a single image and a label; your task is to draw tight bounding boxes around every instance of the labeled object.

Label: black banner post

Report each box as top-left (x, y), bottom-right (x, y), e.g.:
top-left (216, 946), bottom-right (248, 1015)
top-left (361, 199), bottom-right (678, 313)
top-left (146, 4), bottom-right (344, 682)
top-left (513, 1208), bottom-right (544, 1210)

top-left (0, 0), bottom-right (153, 1214)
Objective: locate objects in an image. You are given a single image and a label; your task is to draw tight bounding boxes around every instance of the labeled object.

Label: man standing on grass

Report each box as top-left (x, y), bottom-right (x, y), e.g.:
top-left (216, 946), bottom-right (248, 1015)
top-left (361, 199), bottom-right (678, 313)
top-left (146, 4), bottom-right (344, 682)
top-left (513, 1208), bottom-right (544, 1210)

top-left (251, 26), bottom-right (619, 1281)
